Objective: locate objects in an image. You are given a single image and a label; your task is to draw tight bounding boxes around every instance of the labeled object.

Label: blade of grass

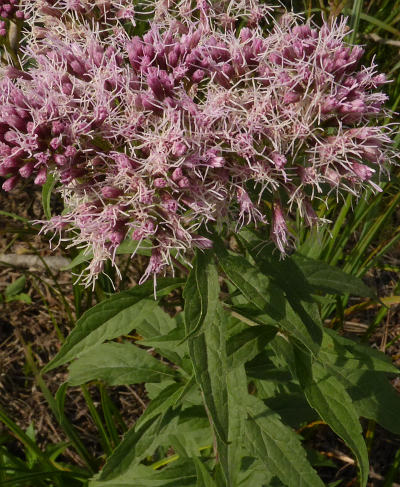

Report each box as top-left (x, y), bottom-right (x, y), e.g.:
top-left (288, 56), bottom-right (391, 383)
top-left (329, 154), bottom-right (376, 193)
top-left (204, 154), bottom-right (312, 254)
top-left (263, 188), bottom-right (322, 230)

top-left (345, 191), bottom-right (400, 277)
top-left (349, 0), bottom-right (364, 44)
top-left (0, 409), bottom-right (55, 472)
top-left (80, 386), bottom-right (113, 457)
top-left (13, 329), bottom-right (97, 473)
top-left (99, 385), bottom-right (122, 448)
top-left (383, 446), bottom-right (400, 486)
top-left (344, 10), bottom-right (400, 37)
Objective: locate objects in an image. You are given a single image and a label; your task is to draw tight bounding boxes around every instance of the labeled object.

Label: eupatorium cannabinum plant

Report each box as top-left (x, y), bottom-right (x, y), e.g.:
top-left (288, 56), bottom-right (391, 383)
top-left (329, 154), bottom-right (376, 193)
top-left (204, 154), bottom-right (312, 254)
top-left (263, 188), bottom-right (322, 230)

top-left (1, 1), bottom-right (400, 486)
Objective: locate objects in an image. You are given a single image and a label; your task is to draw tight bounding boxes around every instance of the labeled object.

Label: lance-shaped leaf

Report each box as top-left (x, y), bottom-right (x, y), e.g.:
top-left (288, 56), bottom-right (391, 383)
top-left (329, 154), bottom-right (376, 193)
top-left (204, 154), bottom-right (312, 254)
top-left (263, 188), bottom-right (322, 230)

top-left (320, 328), bottom-right (399, 375)
top-left (214, 240), bottom-right (321, 355)
top-left (227, 325), bottom-right (277, 368)
top-left (326, 366), bottom-right (400, 435)
top-left (291, 254), bottom-right (375, 298)
top-left (183, 250), bottom-right (219, 338)
top-left (91, 459), bottom-right (197, 487)
top-left (193, 457), bottom-right (217, 487)
top-left (68, 342), bottom-right (177, 386)
top-left (244, 395), bottom-right (325, 487)
top-left (294, 350), bottom-right (369, 487)
top-left (42, 172), bottom-right (57, 220)
top-left (184, 253), bottom-right (247, 486)
top-left (97, 408), bottom-right (180, 482)
top-left (44, 278), bottom-right (184, 372)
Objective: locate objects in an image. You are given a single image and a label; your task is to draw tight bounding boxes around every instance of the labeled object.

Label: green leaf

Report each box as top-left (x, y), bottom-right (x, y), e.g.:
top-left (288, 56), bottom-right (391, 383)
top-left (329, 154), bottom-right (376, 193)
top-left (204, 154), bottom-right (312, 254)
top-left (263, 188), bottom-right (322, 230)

top-left (91, 460), bottom-right (197, 487)
top-left (227, 325), bottom-right (277, 368)
top-left (243, 395), bottom-right (324, 487)
top-left (215, 238), bottom-right (322, 355)
top-left (183, 250), bottom-right (219, 338)
top-left (226, 365), bottom-right (249, 486)
top-left (237, 457), bottom-right (276, 486)
top-left (292, 255), bottom-right (375, 298)
top-left (97, 409), bottom-right (179, 482)
top-left (320, 328), bottom-right (399, 375)
top-left (194, 458), bottom-right (217, 487)
top-left (326, 367), bottom-right (400, 435)
top-left (68, 342), bottom-right (177, 386)
top-left (188, 307), bottom-right (228, 444)
top-left (135, 306), bottom-right (177, 339)
top-left (4, 275), bottom-right (26, 297)
top-left (186, 251), bottom-right (246, 487)
top-left (295, 351), bottom-right (369, 487)
top-left (264, 393), bottom-right (318, 429)
top-left (213, 242), bottom-right (285, 320)
top-left (231, 301), bottom-right (321, 357)
top-left (5, 292), bottom-right (32, 304)
top-left (168, 408), bottom-right (212, 458)
top-left (43, 278), bottom-right (184, 372)
top-left (42, 172), bottom-right (57, 220)
top-left (136, 383), bottom-right (185, 428)
top-left (138, 312), bottom-right (187, 365)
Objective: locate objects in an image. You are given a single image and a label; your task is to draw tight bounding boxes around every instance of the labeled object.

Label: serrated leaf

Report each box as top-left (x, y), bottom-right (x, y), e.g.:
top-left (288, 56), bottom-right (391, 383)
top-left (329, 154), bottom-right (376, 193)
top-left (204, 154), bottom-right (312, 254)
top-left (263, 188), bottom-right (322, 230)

top-left (139, 313), bottom-right (187, 365)
top-left (91, 459), bottom-right (197, 487)
top-left (97, 409), bottom-right (179, 482)
top-left (326, 367), bottom-right (400, 435)
top-left (169, 409), bottom-right (212, 458)
top-left (244, 395), bottom-right (324, 487)
top-left (68, 342), bottom-right (176, 386)
top-left (183, 250), bottom-right (219, 338)
top-left (295, 352), bottom-right (369, 487)
top-left (214, 239), bottom-right (322, 355)
top-left (188, 307), bottom-right (228, 445)
top-left (226, 365), bottom-right (248, 486)
top-left (185, 251), bottom-right (246, 487)
top-left (135, 306), bottom-right (177, 339)
top-left (292, 255), bottom-right (375, 298)
top-left (238, 457), bottom-right (276, 486)
top-left (227, 325), bottom-right (277, 368)
top-left (43, 278), bottom-right (184, 372)
top-left (213, 242), bottom-right (285, 320)
top-left (136, 383), bottom-right (185, 428)
top-left (320, 328), bottom-right (399, 375)
top-left (264, 393), bottom-right (318, 429)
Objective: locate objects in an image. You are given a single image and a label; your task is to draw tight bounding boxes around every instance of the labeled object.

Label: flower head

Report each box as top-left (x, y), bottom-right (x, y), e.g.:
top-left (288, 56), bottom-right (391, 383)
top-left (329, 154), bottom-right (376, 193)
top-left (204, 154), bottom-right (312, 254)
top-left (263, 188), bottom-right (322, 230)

top-left (0, 1), bottom-right (397, 285)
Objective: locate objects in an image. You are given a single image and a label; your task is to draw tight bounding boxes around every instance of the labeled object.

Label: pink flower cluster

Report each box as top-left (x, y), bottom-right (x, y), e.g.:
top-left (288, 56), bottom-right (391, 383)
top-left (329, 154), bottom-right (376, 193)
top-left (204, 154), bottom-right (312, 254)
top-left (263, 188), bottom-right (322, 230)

top-left (0, 1), bottom-right (397, 285)
top-left (30, 0), bottom-right (135, 22)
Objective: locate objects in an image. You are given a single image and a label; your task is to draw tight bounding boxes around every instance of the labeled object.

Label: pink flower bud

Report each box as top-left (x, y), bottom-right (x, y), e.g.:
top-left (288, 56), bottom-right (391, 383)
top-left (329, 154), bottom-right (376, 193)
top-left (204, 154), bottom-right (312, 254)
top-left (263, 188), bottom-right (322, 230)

top-left (172, 167), bottom-right (183, 181)
top-left (19, 162), bottom-right (35, 178)
top-left (2, 175), bottom-right (19, 191)
top-left (271, 202), bottom-right (288, 253)
top-left (54, 154), bottom-right (67, 166)
top-left (172, 143), bottom-right (187, 157)
top-left (101, 186), bottom-right (123, 198)
top-left (352, 163), bottom-right (374, 181)
top-left (154, 177), bottom-right (167, 188)
top-left (178, 176), bottom-right (190, 188)
top-left (270, 152), bottom-right (287, 169)
top-left (192, 69), bottom-right (205, 83)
